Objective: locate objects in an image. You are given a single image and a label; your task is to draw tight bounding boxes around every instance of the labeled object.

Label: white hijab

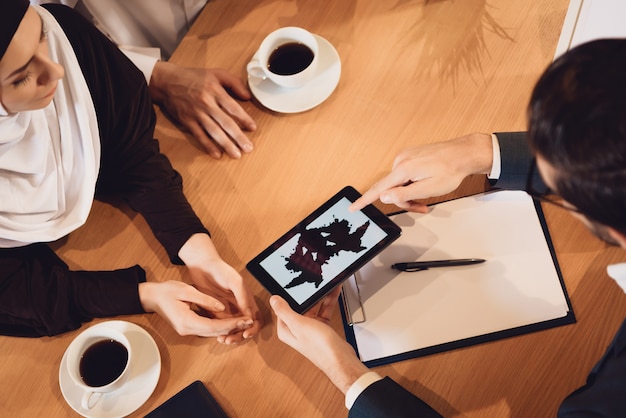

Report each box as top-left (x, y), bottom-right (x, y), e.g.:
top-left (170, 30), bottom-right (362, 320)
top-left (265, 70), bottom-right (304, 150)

top-left (0, 5), bottom-right (100, 248)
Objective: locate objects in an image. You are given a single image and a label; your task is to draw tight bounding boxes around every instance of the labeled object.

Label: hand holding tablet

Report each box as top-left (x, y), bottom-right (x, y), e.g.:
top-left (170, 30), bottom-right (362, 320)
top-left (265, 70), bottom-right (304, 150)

top-left (247, 186), bottom-right (401, 313)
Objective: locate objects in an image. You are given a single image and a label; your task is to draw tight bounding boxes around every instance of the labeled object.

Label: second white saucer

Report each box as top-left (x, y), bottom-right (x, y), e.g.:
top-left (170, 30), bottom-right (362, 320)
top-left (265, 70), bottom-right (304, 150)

top-left (59, 320), bottom-right (161, 418)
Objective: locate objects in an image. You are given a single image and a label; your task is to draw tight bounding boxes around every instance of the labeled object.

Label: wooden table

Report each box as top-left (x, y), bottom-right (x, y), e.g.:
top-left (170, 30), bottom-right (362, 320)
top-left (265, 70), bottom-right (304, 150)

top-left (3, 0), bottom-right (626, 416)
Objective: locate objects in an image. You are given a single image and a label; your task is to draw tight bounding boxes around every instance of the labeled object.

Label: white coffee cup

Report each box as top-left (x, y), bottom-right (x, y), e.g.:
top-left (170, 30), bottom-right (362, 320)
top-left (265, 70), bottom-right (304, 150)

top-left (247, 26), bottom-right (319, 89)
top-left (65, 326), bottom-right (132, 410)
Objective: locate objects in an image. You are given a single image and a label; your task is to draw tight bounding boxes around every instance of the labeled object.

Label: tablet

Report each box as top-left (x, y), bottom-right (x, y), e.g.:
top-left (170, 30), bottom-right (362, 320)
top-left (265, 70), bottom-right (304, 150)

top-left (246, 186), bottom-right (401, 313)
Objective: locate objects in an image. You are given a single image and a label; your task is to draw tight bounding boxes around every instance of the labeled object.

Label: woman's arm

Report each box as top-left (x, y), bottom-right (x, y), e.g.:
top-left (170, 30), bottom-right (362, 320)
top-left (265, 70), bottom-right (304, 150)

top-left (0, 244), bottom-right (145, 337)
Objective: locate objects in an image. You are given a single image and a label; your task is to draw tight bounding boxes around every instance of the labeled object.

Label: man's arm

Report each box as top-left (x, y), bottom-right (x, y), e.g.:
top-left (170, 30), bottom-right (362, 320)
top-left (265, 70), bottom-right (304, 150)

top-left (350, 131), bottom-right (546, 213)
top-left (350, 133), bottom-right (494, 212)
top-left (270, 295), bottom-right (442, 417)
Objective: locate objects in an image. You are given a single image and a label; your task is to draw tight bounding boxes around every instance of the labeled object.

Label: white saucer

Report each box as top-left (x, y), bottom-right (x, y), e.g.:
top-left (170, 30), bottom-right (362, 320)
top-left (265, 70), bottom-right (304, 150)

top-left (248, 34), bottom-right (341, 113)
top-left (59, 320), bottom-right (161, 418)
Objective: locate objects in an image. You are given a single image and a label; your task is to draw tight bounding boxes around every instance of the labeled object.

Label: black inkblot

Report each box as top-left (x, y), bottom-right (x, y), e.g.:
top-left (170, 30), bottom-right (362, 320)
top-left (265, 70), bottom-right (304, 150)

top-left (284, 218), bottom-right (370, 289)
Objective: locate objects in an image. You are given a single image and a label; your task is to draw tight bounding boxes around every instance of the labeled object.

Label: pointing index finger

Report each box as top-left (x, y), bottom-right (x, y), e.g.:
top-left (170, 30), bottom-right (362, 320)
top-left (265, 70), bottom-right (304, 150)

top-left (349, 170), bottom-right (411, 212)
top-left (349, 189), bottom-right (381, 212)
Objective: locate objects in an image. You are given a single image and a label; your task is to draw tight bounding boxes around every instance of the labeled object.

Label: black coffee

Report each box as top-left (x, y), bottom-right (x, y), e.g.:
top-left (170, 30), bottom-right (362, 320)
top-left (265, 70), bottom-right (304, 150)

top-left (267, 42), bottom-right (314, 75)
top-left (79, 339), bottom-right (128, 387)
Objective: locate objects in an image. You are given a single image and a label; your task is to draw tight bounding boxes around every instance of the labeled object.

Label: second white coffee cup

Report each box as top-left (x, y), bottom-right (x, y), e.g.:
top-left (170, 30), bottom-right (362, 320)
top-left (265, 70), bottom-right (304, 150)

top-left (65, 326), bottom-right (132, 410)
top-left (247, 26), bottom-right (319, 89)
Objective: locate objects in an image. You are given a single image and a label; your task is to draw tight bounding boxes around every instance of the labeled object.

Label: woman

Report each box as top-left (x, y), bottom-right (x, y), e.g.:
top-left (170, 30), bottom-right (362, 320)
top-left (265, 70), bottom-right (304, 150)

top-left (0, 1), bottom-right (260, 341)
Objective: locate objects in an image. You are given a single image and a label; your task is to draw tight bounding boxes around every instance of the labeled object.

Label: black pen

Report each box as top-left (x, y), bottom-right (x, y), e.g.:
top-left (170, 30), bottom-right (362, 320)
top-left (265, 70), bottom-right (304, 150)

top-left (391, 258), bottom-right (486, 272)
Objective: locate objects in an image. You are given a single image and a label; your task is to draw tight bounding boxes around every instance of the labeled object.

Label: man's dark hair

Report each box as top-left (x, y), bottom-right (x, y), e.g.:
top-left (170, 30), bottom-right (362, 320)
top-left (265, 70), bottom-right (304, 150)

top-left (528, 39), bottom-right (626, 234)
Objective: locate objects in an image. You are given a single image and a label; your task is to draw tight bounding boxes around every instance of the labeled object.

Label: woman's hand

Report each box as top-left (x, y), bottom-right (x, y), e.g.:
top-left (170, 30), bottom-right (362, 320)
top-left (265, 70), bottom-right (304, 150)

top-left (178, 233), bottom-right (261, 344)
top-left (138, 280), bottom-right (255, 338)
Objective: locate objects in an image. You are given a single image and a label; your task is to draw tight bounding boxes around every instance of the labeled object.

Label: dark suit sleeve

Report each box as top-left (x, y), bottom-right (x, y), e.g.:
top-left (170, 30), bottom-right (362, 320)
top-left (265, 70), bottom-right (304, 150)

top-left (349, 377), bottom-right (442, 418)
top-left (558, 318), bottom-right (626, 417)
top-left (491, 131), bottom-right (546, 192)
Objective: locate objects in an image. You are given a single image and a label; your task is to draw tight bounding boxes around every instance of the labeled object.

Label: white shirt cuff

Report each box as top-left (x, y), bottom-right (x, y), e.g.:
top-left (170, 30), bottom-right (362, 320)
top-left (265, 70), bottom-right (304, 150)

top-left (345, 371), bottom-right (383, 409)
top-left (119, 47), bottom-right (161, 85)
top-left (487, 133), bottom-right (502, 180)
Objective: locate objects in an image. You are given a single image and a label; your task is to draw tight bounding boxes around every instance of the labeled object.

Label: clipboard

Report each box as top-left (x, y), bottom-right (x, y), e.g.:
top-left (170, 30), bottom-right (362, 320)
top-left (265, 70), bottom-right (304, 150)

top-left (340, 190), bottom-right (576, 367)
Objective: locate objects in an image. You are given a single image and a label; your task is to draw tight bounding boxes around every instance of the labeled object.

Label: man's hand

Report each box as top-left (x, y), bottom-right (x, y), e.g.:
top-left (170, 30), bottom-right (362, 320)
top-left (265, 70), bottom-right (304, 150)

top-left (303, 285), bottom-right (342, 324)
top-left (270, 294), bottom-right (369, 394)
top-left (150, 61), bottom-right (257, 159)
top-left (350, 133), bottom-right (494, 213)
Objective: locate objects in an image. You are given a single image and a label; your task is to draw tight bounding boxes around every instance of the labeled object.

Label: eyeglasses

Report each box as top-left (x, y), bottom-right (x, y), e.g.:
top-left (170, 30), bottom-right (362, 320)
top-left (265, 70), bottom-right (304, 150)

top-left (525, 158), bottom-right (581, 213)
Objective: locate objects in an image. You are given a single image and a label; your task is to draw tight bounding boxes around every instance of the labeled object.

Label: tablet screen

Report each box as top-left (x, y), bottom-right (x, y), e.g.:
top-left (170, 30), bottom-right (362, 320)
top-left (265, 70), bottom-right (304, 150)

top-left (247, 186), bottom-right (401, 313)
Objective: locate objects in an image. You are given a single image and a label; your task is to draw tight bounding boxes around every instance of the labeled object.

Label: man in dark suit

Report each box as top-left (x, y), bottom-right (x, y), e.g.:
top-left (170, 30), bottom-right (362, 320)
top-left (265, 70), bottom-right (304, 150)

top-left (270, 39), bottom-right (626, 417)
